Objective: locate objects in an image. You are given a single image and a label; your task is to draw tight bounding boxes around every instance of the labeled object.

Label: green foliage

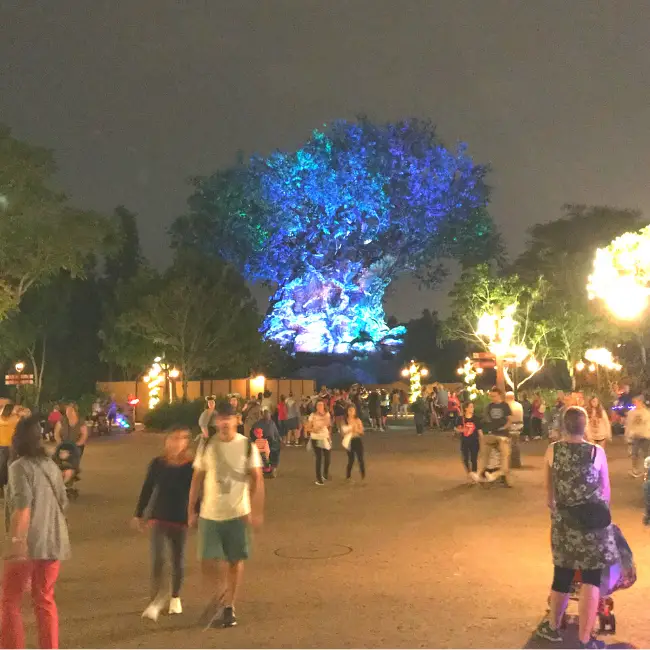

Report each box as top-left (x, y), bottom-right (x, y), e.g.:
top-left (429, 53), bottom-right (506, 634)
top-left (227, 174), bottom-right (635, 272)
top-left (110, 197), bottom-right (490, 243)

top-left (115, 252), bottom-right (265, 393)
top-left (143, 398), bottom-right (213, 433)
top-left (0, 125), bottom-right (111, 320)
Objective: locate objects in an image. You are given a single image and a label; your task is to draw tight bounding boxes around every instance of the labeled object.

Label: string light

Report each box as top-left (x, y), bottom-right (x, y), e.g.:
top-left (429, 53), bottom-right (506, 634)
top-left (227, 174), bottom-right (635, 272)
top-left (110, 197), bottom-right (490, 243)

top-left (401, 360), bottom-right (428, 402)
top-left (457, 357), bottom-right (479, 401)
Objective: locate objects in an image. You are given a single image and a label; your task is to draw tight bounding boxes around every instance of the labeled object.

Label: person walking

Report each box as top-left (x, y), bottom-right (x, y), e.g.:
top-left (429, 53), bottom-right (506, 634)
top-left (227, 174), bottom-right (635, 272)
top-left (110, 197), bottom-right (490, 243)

top-left (586, 396), bottom-right (612, 450)
top-left (520, 392), bottom-right (532, 441)
top-left (199, 396), bottom-right (218, 441)
top-left (535, 407), bottom-right (619, 649)
top-left (307, 400), bottom-right (332, 486)
top-left (367, 390), bottom-right (382, 430)
top-left (455, 402), bottom-right (481, 483)
top-left (478, 387), bottom-right (513, 487)
top-left (242, 396), bottom-right (261, 441)
top-left (412, 395), bottom-right (427, 435)
top-left (1, 416), bottom-right (70, 649)
top-left (391, 390), bottom-right (400, 419)
top-left (625, 395), bottom-right (650, 478)
top-left (53, 403), bottom-right (88, 482)
top-left (342, 404), bottom-right (365, 481)
top-left (284, 393), bottom-right (301, 446)
top-left (531, 393), bottom-right (546, 440)
top-left (0, 402), bottom-right (18, 493)
top-left (133, 427), bottom-right (194, 622)
top-left (277, 395), bottom-right (288, 444)
top-left (505, 392), bottom-right (524, 469)
top-left (188, 402), bottom-right (264, 630)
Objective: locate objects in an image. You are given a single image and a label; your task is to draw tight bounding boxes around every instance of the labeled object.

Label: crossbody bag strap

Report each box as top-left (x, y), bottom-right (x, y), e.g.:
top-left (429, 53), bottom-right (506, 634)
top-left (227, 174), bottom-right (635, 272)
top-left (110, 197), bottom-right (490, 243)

top-left (34, 460), bottom-right (66, 517)
top-left (214, 438), bottom-right (252, 483)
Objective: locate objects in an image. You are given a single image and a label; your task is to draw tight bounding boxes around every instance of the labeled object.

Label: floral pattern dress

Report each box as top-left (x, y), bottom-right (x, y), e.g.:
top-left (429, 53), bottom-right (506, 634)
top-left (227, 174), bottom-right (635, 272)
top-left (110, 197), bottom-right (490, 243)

top-left (550, 441), bottom-right (619, 570)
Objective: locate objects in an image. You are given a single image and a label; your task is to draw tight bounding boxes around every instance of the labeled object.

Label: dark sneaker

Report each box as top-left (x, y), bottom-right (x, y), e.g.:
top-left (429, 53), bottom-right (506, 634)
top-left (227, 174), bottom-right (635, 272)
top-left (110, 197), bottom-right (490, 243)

top-left (535, 620), bottom-right (562, 643)
top-left (580, 639), bottom-right (605, 649)
top-left (221, 607), bottom-right (237, 628)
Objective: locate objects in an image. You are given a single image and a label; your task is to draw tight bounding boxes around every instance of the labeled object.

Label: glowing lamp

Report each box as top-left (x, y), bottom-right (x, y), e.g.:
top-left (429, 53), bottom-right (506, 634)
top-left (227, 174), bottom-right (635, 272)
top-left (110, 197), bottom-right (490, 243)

top-left (169, 368), bottom-right (180, 379)
top-left (420, 367), bottom-right (429, 377)
top-left (14, 361), bottom-right (25, 374)
top-left (456, 367), bottom-right (463, 375)
top-left (525, 358), bottom-right (540, 373)
top-left (576, 361), bottom-right (585, 372)
top-left (401, 368), bottom-right (410, 378)
top-left (250, 375), bottom-right (266, 395)
top-left (476, 367), bottom-right (484, 374)
top-left (589, 364), bottom-right (596, 372)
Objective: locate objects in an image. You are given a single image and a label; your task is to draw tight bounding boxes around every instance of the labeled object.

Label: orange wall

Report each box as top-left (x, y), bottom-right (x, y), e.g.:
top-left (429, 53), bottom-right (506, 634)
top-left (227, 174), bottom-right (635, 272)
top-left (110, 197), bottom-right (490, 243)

top-left (97, 378), bottom-right (316, 419)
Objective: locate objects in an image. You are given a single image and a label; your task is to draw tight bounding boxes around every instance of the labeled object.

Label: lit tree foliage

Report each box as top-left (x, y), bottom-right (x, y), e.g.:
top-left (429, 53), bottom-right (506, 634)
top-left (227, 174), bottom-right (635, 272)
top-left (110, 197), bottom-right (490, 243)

top-left (173, 118), bottom-right (498, 354)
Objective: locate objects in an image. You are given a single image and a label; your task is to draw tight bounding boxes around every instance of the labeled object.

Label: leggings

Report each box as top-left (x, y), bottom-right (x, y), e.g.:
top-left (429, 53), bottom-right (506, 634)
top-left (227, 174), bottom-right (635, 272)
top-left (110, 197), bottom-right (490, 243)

top-left (150, 523), bottom-right (187, 599)
top-left (552, 566), bottom-right (601, 593)
top-left (314, 445), bottom-right (331, 482)
top-left (460, 436), bottom-right (479, 473)
top-left (531, 418), bottom-right (543, 438)
top-left (346, 437), bottom-right (365, 479)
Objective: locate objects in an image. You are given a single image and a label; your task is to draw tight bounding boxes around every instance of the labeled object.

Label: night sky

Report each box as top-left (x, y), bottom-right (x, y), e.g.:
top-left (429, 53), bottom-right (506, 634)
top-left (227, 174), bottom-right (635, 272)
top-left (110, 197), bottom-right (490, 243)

top-left (2, 1), bottom-right (650, 319)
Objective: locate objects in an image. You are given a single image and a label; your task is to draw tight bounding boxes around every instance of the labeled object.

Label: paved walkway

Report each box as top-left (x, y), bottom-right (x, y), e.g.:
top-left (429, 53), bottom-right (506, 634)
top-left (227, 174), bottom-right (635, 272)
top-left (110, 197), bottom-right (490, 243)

top-left (4, 429), bottom-right (648, 648)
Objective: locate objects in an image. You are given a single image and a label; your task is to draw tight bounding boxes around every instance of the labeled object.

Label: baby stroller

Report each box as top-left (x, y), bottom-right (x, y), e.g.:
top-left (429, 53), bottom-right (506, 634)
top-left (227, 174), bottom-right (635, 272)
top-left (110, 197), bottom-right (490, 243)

top-left (551, 525), bottom-right (636, 636)
top-left (52, 441), bottom-right (80, 500)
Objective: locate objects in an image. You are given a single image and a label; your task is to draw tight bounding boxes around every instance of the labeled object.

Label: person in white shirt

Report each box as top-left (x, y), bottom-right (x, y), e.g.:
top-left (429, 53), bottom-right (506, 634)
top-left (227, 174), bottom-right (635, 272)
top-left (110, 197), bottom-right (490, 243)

top-left (505, 392), bottom-right (524, 434)
top-left (188, 402), bottom-right (264, 630)
top-left (626, 395), bottom-right (650, 478)
top-left (586, 396), bottom-right (612, 449)
top-left (307, 400), bottom-right (332, 485)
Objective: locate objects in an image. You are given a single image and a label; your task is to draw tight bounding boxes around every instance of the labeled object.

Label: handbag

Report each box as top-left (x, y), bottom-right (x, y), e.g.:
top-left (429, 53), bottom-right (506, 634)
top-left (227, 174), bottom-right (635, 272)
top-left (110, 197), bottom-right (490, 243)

top-left (341, 434), bottom-right (352, 451)
top-left (563, 501), bottom-right (611, 532)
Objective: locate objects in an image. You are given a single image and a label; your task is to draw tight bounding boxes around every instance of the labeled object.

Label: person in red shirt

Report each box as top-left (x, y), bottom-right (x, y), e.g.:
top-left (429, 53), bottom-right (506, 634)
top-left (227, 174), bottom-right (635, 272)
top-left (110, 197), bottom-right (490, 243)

top-left (277, 395), bottom-right (288, 444)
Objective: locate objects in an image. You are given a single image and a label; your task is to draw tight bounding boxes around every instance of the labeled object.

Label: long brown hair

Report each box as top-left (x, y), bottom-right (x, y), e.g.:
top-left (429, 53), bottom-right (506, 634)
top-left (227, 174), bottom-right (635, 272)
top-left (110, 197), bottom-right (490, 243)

top-left (586, 396), bottom-right (605, 420)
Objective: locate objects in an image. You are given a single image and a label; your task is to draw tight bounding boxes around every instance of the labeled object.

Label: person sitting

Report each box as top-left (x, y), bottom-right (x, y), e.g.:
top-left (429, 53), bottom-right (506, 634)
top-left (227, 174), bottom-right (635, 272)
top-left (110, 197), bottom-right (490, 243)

top-left (251, 411), bottom-right (281, 477)
top-left (252, 428), bottom-right (272, 476)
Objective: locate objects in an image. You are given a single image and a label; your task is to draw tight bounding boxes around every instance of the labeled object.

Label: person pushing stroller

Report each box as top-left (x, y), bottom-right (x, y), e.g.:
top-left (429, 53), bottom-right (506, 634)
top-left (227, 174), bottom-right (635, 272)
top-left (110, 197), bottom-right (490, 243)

top-left (478, 387), bottom-right (513, 487)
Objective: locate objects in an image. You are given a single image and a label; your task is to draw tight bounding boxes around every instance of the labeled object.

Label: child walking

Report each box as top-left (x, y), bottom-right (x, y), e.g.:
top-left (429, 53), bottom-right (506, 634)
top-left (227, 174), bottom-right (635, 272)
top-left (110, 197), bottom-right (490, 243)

top-left (133, 427), bottom-right (194, 622)
top-left (342, 404), bottom-right (365, 480)
top-left (455, 402), bottom-right (482, 483)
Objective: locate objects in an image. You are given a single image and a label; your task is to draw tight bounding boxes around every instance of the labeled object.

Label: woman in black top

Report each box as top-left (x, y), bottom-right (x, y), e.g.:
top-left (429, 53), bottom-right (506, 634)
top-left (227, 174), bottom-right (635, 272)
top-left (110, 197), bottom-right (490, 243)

top-left (455, 402), bottom-right (482, 483)
top-left (133, 428), bottom-right (194, 622)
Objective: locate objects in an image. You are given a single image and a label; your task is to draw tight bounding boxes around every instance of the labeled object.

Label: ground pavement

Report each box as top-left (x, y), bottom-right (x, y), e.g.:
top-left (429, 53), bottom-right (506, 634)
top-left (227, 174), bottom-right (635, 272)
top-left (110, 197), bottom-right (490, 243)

top-left (4, 427), bottom-right (648, 648)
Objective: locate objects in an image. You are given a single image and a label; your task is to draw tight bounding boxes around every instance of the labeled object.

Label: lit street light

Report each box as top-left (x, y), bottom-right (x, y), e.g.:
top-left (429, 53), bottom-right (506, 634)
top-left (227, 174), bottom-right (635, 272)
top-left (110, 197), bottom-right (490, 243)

top-left (401, 360), bottom-right (428, 402)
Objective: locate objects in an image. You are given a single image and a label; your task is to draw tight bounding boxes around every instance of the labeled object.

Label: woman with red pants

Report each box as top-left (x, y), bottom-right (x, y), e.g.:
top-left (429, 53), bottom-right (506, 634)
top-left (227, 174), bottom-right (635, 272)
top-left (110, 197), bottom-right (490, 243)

top-left (2, 416), bottom-right (70, 649)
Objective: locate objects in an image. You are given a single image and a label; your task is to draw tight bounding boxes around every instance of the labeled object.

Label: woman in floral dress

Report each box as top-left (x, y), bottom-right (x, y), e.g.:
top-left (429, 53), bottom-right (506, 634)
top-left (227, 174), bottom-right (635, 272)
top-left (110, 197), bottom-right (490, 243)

top-left (536, 407), bottom-right (619, 650)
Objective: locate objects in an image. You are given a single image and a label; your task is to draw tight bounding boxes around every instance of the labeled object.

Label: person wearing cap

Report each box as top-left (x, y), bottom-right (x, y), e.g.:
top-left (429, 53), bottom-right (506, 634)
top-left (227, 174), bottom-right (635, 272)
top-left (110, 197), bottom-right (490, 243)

top-left (188, 402), bottom-right (264, 630)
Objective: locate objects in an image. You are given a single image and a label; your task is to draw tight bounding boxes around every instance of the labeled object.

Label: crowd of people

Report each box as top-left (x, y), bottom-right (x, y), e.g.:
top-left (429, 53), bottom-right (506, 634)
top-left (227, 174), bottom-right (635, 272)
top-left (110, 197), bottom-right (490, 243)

top-left (0, 379), bottom-right (646, 649)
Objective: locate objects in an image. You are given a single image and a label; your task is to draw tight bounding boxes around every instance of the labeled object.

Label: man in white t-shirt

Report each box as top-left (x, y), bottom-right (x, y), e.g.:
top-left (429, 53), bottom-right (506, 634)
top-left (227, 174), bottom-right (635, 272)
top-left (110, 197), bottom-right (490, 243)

top-left (188, 402), bottom-right (264, 629)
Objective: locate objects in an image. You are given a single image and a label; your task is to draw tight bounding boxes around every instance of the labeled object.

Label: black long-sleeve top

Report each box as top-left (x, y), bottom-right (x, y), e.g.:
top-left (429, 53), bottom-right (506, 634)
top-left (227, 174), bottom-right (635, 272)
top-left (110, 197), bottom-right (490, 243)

top-left (134, 457), bottom-right (194, 525)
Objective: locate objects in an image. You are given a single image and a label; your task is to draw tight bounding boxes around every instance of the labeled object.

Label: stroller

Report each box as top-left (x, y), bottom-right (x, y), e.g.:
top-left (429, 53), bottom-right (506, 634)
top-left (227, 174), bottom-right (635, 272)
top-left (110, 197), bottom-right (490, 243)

top-left (52, 441), bottom-right (80, 500)
top-left (548, 525), bottom-right (636, 636)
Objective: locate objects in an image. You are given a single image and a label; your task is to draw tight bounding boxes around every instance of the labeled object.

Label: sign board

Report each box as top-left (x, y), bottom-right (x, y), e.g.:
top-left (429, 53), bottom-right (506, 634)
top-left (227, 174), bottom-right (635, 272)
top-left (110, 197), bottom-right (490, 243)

top-left (472, 351), bottom-right (496, 369)
top-left (5, 373), bottom-right (35, 386)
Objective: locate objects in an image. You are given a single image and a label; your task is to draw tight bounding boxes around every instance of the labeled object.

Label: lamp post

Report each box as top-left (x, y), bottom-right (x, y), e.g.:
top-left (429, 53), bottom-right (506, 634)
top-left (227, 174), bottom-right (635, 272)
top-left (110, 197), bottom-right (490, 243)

top-left (401, 360), bottom-right (428, 402)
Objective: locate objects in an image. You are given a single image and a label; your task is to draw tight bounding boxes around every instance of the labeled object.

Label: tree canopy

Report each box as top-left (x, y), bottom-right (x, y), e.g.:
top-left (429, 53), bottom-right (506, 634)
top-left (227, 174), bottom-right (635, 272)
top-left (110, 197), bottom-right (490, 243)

top-left (0, 125), bottom-right (110, 319)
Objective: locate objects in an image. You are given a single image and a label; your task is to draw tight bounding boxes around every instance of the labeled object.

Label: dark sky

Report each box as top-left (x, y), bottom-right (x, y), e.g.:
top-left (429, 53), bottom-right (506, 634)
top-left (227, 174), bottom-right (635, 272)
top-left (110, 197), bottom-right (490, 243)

top-left (2, 1), bottom-right (650, 319)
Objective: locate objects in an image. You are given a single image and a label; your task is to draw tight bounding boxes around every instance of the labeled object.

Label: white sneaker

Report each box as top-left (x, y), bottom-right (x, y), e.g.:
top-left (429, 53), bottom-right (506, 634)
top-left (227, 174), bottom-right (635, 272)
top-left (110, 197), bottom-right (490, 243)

top-left (142, 601), bottom-right (163, 622)
top-left (169, 597), bottom-right (182, 615)
top-left (469, 472), bottom-right (479, 483)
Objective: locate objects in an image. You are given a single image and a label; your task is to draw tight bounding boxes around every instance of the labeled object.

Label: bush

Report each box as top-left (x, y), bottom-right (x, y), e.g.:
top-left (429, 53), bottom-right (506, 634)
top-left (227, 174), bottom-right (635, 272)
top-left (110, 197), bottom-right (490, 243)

top-left (143, 398), bottom-right (209, 432)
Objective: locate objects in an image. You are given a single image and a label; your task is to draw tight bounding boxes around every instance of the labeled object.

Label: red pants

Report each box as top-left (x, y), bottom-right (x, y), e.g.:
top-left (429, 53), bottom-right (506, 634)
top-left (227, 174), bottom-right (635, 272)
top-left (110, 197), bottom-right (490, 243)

top-left (0, 559), bottom-right (60, 649)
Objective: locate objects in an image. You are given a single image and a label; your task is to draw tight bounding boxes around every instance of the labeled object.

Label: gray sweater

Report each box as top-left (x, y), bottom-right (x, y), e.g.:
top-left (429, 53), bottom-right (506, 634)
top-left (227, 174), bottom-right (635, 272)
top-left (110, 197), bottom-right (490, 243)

top-left (6, 457), bottom-right (71, 560)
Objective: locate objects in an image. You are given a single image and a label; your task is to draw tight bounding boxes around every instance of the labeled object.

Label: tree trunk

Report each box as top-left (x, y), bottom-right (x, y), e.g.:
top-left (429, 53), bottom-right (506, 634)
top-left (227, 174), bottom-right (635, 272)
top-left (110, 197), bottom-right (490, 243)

top-left (261, 262), bottom-right (403, 354)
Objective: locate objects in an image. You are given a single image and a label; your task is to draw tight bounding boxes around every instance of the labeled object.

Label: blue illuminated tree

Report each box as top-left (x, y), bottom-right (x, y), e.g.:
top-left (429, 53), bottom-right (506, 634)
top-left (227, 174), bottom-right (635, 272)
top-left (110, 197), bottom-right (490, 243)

top-left (172, 118), bottom-right (498, 354)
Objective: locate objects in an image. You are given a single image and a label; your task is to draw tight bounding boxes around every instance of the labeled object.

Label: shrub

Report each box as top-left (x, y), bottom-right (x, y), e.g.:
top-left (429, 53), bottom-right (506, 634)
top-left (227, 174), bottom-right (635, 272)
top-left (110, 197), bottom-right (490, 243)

top-left (143, 398), bottom-right (207, 433)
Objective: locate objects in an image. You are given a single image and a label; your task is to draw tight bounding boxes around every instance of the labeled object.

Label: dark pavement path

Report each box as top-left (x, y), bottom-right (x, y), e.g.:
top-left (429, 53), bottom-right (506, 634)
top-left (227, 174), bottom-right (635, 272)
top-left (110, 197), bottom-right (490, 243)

top-left (4, 429), bottom-right (648, 648)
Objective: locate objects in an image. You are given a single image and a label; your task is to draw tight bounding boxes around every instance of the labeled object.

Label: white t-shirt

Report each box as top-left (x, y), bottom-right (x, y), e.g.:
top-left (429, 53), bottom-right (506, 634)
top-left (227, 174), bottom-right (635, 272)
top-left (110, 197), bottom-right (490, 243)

top-left (508, 400), bottom-right (524, 425)
top-left (193, 433), bottom-right (262, 522)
